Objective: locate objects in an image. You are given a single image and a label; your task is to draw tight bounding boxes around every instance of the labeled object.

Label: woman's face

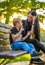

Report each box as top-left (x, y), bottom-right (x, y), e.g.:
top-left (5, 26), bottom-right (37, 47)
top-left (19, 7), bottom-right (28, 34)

top-left (27, 14), bottom-right (33, 22)
top-left (27, 13), bottom-right (37, 23)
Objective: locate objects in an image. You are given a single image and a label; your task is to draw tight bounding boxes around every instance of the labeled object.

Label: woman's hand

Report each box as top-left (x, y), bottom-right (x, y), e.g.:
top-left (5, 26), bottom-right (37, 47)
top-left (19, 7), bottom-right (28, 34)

top-left (22, 31), bottom-right (31, 41)
top-left (27, 31), bottom-right (31, 36)
top-left (32, 16), bottom-right (37, 24)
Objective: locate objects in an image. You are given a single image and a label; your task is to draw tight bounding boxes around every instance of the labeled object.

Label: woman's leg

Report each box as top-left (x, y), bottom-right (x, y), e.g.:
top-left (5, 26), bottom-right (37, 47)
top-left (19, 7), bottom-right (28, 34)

top-left (28, 44), bottom-right (36, 51)
top-left (25, 39), bottom-right (45, 53)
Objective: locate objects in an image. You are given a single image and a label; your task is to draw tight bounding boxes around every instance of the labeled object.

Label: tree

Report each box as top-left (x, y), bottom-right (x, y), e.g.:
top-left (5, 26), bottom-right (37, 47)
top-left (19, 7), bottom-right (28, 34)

top-left (0, 0), bottom-right (45, 24)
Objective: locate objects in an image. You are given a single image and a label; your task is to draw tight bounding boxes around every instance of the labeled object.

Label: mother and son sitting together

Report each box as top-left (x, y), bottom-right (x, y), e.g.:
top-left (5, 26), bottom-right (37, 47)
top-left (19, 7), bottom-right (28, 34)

top-left (10, 10), bottom-right (45, 64)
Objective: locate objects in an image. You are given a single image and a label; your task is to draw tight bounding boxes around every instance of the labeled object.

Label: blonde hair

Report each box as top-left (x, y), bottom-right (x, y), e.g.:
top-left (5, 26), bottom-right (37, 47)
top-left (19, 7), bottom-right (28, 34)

top-left (13, 18), bottom-right (20, 26)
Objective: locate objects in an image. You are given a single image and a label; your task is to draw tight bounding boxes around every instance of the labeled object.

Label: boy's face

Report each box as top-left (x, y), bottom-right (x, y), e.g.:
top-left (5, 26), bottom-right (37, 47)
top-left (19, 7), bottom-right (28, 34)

top-left (17, 20), bottom-right (23, 29)
top-left (19, 20), bottom-right (23, 28)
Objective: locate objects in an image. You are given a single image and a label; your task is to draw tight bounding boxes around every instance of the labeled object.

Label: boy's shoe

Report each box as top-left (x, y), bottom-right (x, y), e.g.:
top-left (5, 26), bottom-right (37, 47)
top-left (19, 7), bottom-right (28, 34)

top-left (31, 51), bottom-right (42, 58)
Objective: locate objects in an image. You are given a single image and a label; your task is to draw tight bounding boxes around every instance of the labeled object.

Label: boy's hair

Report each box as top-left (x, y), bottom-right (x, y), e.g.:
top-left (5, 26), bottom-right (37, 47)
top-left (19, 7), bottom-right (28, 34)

top-left (13, 18), bottom-right (20, 26)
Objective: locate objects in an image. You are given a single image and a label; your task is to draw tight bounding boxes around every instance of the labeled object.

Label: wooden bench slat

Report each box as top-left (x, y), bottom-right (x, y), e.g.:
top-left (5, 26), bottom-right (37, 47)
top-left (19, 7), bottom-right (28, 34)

top-left (6, 50), bottom-right (27, 59)
top-left (0, 50), bottom-right (27, 59)
top-left (0, 40), bottom-right (10, 44)
top-left (0, 51), bottom-right (11, 58)
top-left (0, 23), bottom-right (28, 64)
top-left (0, 46), bottom-right (11, 51)
top-left (0, 22), bottom-right (5, 27)
top-left (0, 22), bottom-right (12, 29)
top-left (0, 34), bottom-right (9, 39)
top-left (0, 28), bottom-right (10, 33)
top-left (4, 24), bottom-right (12, 29)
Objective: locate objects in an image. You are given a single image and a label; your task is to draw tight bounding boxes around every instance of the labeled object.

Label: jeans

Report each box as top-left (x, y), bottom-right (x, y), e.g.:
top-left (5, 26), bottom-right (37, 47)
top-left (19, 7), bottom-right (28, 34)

top-left (11, 42), bottom-right (36, 54)
top-left (24, 38), bottom-right (45, 52)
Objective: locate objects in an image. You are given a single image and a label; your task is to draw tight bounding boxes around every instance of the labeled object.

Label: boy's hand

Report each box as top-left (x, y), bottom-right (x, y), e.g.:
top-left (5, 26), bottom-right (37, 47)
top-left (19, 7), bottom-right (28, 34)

top-left (20, 27), bottom-right (24, 32)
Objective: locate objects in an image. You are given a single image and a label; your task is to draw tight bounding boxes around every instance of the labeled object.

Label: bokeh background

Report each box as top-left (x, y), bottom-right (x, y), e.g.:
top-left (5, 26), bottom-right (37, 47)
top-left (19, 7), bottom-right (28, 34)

top-left (0, 0), bottom-right (45, 63)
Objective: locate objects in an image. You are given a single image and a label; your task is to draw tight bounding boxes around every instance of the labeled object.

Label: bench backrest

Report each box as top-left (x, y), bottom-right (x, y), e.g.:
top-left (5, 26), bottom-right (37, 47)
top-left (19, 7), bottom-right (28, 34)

top-left (0, 22), bottom-right (12, 51)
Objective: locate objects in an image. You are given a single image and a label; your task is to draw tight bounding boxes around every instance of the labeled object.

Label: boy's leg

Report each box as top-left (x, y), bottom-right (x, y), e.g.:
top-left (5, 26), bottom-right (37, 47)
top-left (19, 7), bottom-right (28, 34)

top-left (28, 44), bottom-right (36, 51)
top-left (21, 42), bottom-right (41, 55)
top-left (21, 42), bottom-right (35, 54)
top-left (11, 42), bottom-right (36, 54)
top-left (11, 42), bottom-right (41, 57)
top-left (11, 42), bottom-right (22, 50)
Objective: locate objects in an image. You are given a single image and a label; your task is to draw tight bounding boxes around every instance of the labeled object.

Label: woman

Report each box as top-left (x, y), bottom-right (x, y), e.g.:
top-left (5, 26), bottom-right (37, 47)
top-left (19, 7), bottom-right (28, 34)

top-left (10, 18), bottom-right (41, 57)
top-left (30, 10), bottom-right (40, 41)
top-left (22, 10), bottom-right (45, 52)
top-left (22, 10), bottom-right (45, 65)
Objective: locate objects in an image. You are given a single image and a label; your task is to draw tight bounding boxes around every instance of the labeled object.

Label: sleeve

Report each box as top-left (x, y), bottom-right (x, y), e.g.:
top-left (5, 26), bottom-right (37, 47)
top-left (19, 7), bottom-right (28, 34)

top-left (22, 30), bottom-right (27, 37)
top-left (22, 21), bottom-right (27, 37)
top-left (10, 27), bottom-right (17, 34)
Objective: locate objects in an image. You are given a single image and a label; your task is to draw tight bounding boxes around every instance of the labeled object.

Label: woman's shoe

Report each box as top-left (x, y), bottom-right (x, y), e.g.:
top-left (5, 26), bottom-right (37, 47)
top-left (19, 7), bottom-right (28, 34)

top-left (31, 51), bottom-right (42, 58)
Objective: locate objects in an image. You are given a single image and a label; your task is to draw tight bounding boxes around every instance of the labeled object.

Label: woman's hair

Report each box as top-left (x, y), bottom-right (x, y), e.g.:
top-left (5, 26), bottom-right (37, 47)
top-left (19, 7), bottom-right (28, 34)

top-left (28, 10), bottom-right (40, 41)
top-left (28, 10), bottom-right (37, 16)
top-left (34, 17), bottom-right (40, 41)
top-left (13, 18), bottom-right (20, 26)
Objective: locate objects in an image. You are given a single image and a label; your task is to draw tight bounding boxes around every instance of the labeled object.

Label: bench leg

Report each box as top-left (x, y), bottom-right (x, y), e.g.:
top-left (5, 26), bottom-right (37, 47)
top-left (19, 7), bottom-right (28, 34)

top-left (0, 58), bottom-right (6, 65)
top-left (0, 58), bottom-right (13, 65)
top-left (4, 59), bottom-right (12, 65)
top-left (29, 58), bottom-right (33, 65)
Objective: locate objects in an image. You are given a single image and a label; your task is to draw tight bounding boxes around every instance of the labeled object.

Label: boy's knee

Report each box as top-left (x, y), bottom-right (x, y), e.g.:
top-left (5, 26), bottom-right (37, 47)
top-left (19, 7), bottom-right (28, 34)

top-left (29, 43), bottom-right (34, 46)
top-left (23, 42), bottom-right (27, 45)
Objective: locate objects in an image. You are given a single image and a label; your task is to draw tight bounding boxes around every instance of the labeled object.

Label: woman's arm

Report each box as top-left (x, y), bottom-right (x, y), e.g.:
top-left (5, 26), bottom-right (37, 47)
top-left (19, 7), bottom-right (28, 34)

top-left (22, 31), bottom-right (31, 41)
top-left (22, 16), bottom-right (37, 41)
top-left (30, 16), bottom-right (37, 34)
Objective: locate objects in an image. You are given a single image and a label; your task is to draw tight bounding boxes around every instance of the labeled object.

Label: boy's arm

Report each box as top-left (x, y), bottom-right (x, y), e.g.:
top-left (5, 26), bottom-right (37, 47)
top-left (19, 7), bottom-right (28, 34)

top-left (11, 30), bottom-right (22, 41)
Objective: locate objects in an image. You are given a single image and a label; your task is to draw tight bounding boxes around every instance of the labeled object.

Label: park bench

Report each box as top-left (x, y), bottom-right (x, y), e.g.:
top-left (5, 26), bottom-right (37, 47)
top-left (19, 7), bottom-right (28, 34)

top-left (0, 22), bottom-right (28, 65)
top-left (0, 22), bottom-right (45, 65)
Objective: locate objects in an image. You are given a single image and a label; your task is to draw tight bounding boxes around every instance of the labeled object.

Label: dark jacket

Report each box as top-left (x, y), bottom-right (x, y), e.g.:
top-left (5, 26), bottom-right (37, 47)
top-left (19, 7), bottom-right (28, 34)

top-left (22, 19), bottom-right (40, 41)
